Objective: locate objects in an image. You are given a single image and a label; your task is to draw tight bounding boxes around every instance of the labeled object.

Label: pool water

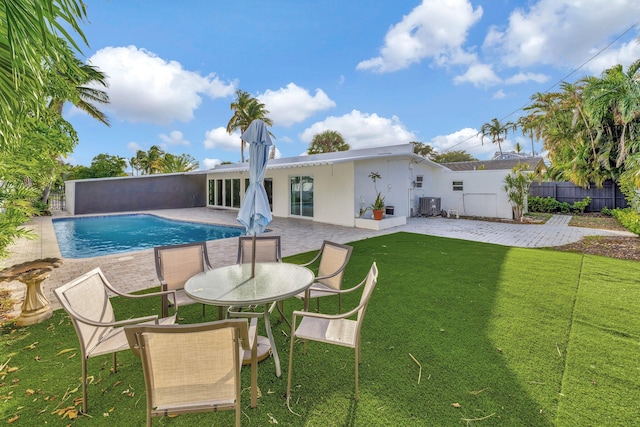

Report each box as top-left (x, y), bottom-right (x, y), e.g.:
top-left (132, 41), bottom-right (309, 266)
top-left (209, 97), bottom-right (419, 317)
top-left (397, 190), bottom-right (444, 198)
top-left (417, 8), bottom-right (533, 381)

top-left (53, 214), bottom-right (244, 259)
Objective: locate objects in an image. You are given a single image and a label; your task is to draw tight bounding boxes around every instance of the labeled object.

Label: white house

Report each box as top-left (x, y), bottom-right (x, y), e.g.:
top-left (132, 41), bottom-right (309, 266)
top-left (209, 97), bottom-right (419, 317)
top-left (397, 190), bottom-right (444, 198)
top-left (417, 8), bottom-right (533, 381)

top-left (206, 143), bottom-right (543, 229)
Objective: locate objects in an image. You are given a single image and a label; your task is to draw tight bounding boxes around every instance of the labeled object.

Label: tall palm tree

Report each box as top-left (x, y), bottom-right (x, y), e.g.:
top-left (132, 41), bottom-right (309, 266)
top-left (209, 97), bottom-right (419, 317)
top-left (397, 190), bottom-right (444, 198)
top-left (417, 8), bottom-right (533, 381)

top-left (583, 60), bottom-right (640, 167)
top-left (479, 118), bottom-right (517, 158)
top-left (41, 46), bottom-right (110, 203)
top-left (47, 53), bottom-right (110, 125)
top-left (226, 89), bottom-right (273, 162)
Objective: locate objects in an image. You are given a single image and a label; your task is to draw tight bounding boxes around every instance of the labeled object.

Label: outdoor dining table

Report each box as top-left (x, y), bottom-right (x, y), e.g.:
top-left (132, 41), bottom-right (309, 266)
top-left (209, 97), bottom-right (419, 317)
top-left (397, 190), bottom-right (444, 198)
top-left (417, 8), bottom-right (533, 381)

top-left (184, 262), bottom-right (314, 377)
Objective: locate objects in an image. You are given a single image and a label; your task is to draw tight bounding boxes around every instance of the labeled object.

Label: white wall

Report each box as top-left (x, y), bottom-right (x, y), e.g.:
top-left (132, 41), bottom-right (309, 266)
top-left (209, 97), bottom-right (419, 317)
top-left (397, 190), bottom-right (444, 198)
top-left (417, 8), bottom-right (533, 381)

top-left (431, 169), bottom-right (513, 219)
top-left (268, 162), bottom-right (356, 227)
top-left (65, 181), bottom-right (75, 215)
top-left (207, 162), bottom-right (356, 227)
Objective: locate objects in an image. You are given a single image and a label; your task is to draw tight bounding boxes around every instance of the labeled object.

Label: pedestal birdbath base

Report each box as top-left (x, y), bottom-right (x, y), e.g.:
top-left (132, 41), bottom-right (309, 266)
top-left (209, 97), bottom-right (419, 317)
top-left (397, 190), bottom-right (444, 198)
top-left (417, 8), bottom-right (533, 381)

top-left (0, 258), bottom-right (62, 326)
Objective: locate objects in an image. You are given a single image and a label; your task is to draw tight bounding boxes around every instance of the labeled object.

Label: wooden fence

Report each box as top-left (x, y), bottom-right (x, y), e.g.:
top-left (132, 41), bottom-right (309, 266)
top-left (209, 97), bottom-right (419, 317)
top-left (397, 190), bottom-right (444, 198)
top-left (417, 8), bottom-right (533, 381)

top-left (528, 180), bottom-right (627, 212)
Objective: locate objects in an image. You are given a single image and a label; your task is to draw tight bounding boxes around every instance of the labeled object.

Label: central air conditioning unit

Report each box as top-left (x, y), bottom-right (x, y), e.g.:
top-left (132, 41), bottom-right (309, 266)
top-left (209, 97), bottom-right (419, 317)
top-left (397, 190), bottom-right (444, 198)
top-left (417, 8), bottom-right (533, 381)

top-left (418, 197), bottom-right (441, 216)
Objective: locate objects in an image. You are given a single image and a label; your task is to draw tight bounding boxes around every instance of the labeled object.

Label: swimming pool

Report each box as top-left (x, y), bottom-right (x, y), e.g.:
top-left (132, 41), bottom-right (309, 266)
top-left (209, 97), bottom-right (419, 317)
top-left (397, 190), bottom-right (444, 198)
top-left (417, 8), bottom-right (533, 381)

top-left (53, 214), bottom-right (245, 259)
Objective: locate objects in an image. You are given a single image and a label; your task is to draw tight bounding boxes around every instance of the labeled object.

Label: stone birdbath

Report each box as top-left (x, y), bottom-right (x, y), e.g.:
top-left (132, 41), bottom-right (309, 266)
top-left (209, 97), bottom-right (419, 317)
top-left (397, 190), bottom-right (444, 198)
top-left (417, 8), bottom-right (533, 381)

top-left (0, 258), bottom-right (62, 326)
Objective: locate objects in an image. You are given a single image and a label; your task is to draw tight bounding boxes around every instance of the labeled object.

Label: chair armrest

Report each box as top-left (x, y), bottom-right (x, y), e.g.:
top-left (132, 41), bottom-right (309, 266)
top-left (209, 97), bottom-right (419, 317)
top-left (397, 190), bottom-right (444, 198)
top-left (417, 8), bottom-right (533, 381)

top-left (299, 250), bottom-right (322, 267)
top-left (314, 275), bottom-right (367, 295)
top-left (292, 301), bottom-right (364, 322)
top-left (70, 312), bottom-right (160, 328)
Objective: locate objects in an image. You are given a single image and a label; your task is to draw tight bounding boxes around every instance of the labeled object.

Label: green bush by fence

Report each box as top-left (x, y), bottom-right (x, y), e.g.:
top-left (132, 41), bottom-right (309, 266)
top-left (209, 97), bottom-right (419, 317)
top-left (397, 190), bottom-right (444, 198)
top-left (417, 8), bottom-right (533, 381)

top-left (528, 196), bottom-right (590, 214)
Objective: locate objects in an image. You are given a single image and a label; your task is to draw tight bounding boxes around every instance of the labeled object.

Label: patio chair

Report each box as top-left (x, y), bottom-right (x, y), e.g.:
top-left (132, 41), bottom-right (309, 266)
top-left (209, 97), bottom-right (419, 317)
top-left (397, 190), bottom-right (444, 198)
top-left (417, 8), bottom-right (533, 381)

top-left (236, 235), bottom-right (282, 264)
top-left (124, 318), bottom-right (259, 426)
top-left (287, 262), bottom-right (378, 401)
top-left (295, 241), bottom-right (353, 313)
top-left (154, 242), bottom-right (222, 319)
top-left (53, 267), bottom-right (178, 414)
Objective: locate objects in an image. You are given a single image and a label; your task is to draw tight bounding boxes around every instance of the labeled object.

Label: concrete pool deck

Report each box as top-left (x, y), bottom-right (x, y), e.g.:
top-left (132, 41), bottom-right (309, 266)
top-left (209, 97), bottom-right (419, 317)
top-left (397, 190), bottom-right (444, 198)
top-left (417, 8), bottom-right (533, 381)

top-left (1, 207), bottom-right (635, 320)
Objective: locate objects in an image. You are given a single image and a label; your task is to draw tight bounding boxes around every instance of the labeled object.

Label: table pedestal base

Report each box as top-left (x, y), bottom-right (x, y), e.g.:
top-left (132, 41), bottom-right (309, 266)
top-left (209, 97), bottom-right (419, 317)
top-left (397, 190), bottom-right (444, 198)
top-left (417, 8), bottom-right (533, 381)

top-left (243, 335), bottom-right (271, 365)
top-left (16, 275), bottom-right (53, 327)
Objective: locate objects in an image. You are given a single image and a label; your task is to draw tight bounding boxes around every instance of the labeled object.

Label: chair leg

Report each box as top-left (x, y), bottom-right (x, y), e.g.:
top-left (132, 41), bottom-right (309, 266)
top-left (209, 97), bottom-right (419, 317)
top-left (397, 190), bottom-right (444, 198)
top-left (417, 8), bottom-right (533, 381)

top-left (217, 305), bottom-right (223, 320)
top-left (112, 352), bottom-right (117, 373)
top-left (81, 357), bottom-right (88, 413)
top-left (161, 294), bottom-right (168, 318)
top-left (286, 322), bottom-right (296, 399)
top-left (355, 348), bottom-right (359, 401)
top-left (250, 342), bottom-right (258, 408)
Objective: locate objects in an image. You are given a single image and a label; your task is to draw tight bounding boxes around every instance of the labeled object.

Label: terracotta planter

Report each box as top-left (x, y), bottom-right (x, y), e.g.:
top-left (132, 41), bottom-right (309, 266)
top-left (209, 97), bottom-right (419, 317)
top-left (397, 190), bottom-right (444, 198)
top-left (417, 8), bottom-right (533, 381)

top-left (372, 209), bottom-right (384, 220)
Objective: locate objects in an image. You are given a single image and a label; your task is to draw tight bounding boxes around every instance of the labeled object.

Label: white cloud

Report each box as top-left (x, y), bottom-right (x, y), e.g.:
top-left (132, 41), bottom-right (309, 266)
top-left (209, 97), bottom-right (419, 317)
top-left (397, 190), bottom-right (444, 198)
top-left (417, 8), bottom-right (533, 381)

top-left (127, 141), bottom-right (143, 152)
top-left (88, 45), bottom-right (236, 124)
top-left (258, 83), bottom-right (336, 127)
top-left (504, 72), bottom-right (549, 85)
top-left (300, 110), bottom-right (416, 149)
top-left (159, 130), bottom-right (190, 146)
top-left (484, 0), bottom-right (640, 72)
top-left (202, 158), bottom-right (222, 170)
top-left (203, 127), bottom-right (241, 151)
top-left (583, 39), bottom-right (640, 75)
top-left (492, 89), bottom-right (506, 100)
top-left (357, 0), bottom-right (482, 73)
top-left (453, 63), bottom-right (501, 87)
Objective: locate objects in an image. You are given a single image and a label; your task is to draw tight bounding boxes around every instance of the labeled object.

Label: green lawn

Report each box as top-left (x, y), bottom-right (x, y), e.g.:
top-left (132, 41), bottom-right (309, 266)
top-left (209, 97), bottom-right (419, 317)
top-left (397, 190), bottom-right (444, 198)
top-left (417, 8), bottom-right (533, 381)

top-left (1, 232), bottom-right (639, 426)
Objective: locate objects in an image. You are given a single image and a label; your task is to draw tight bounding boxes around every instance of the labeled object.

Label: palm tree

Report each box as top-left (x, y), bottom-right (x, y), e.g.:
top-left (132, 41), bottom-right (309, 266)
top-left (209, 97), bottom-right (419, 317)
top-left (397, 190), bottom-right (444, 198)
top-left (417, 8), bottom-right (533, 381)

top-left (226, 90), bottom-right (273, 162)
top-left (41, 47), bottom-right (110, 204)
top-left (479, 118), bottom-right (517, 158)
top-left (583, 60), bottom-right (640, 167)
top-left (0, 0), bottom-right (88, 141)
top-left (138, 146), bottom-right (165, 174)
top-left (158, 153), bottom-right (199, 173)
top-left (307, 130), bottom-right (350, 154)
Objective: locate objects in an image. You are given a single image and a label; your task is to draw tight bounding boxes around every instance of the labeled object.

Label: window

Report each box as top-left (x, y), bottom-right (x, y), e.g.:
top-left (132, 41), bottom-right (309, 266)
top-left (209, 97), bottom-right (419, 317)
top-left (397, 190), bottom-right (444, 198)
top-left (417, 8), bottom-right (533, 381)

top-left (290, 176), bottom-right (313, 217)
top-left (232, 178), bottom-right (241, 208)
top-left (453, 181), bottom-right (463, 191)
top-left (415, 175), bottom-right (423, 188)
top-left (216, 180), bottom-right (223, 206)
top-left (208, 180), bottom-right (215, 205)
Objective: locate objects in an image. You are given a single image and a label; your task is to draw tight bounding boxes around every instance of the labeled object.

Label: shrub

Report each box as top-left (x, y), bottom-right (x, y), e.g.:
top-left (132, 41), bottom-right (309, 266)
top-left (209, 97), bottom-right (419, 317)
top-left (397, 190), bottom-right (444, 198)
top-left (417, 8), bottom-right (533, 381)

top-left (572, 197), bottom-right (591, 214)
top-left (610, 208), bottom-right (640, 235)
top-left (528, 196), bottom-right (590, 214)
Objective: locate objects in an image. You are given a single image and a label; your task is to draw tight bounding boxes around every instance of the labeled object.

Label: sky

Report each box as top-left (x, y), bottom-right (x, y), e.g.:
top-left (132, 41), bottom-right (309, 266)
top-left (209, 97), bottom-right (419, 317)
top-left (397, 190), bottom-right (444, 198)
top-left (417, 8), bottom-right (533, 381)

top-left (65, 0), bottom-right (640, 170)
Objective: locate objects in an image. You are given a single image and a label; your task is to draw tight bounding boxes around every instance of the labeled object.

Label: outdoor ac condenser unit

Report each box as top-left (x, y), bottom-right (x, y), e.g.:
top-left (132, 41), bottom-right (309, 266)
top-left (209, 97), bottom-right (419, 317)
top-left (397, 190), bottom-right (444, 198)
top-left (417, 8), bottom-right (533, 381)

top-left (418, 197), bottom-right (441, 216)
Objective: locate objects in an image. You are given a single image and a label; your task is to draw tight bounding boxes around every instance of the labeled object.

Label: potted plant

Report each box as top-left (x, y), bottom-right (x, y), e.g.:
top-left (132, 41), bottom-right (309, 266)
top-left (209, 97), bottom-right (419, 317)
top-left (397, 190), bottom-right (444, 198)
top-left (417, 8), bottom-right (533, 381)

top-left (368, 171), bottom-right (385, 220)
top-left (370, 191), bottom-right (385, 220)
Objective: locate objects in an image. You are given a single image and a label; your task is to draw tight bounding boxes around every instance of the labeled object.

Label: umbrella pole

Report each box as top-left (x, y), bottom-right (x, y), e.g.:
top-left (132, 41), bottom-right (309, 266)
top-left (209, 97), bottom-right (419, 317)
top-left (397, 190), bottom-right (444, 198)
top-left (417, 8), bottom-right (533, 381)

top-left (251, 234), bottom-right (256, 278)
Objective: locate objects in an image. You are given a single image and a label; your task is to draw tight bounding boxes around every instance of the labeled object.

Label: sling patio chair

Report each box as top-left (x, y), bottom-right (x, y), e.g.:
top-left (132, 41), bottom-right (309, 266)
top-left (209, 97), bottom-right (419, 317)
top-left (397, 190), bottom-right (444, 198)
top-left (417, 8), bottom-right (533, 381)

top-left (54, 267), bottom-right (178, 414)
top-left (124, 318), bottom-right (259, 426)
top-left (154, 242), bottom-right (222, 319)
top-left (287, 262), bottom-right (378, 402)
top-left (236, 235), bottom-right (282, 264)
top-left (294, 240), bottom-right (353, 313)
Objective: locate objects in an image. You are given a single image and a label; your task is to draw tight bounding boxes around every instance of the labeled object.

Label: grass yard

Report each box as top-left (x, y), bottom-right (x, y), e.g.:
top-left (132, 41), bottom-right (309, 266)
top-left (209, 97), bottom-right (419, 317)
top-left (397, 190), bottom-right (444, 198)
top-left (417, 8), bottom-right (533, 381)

top-left (1, 232), bottom-right (639, 426)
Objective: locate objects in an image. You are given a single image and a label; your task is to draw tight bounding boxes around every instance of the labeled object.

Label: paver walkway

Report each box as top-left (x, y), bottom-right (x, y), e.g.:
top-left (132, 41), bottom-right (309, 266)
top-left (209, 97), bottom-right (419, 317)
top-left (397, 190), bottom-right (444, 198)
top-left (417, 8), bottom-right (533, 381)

top-left (1, 208), bottom-right (635, 319)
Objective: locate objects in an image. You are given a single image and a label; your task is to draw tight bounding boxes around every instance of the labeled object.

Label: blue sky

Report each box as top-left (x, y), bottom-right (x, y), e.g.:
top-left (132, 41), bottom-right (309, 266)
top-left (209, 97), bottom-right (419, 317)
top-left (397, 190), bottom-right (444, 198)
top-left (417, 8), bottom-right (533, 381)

top-left (66, 0), bottom-right (640, 169)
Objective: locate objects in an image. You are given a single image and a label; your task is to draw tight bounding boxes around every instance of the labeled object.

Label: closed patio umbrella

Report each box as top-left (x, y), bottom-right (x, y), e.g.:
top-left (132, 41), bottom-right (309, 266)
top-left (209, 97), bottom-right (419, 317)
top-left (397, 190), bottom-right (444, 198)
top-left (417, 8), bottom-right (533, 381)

top-left (237, 119), bottom-right (273, 277)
